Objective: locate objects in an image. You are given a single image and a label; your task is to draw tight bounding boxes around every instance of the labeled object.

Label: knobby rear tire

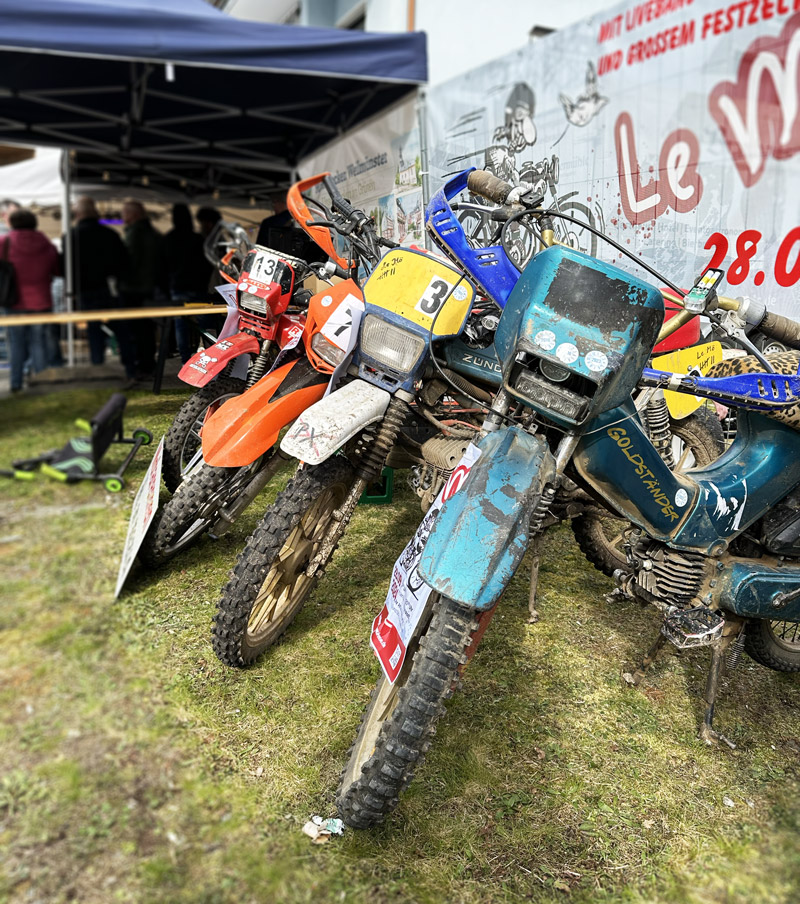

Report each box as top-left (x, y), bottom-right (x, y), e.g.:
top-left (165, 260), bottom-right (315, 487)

top-left (745, 619), bottom-right (800, 673)
top-left (337, 594), bottom-right (478, 829)
top-left (162, 377), bottom-right (246, 493)
top-left (212, 456), bottom-right (356, 668)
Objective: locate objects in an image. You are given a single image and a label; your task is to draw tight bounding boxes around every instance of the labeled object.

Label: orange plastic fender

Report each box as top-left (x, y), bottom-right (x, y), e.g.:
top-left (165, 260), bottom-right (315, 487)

top-left (202, 356), bottom-right (330, 467)
top-left (178, 331), bottom-right (260, 388)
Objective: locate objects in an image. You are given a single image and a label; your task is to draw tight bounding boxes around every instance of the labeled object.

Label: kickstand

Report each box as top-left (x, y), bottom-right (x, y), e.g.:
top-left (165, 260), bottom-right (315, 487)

top-left (699, 643), bottom-right (736, 749)
top-left (626, 628), bottom-right (668, 686)
top-left (527, 534), bottom-right (543, 623)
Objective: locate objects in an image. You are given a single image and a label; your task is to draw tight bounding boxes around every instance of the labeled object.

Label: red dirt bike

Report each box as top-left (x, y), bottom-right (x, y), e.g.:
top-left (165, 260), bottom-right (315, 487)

top-left (138, 173), bottom-right (378, 569)
top-left (160, 221), bottom-right (310, 493)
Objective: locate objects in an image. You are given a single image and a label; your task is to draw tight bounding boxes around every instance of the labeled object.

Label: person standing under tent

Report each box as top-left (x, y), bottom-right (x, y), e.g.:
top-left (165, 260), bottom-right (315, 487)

top-left (1, 208), bottom-right (60, 392)
top-left (165, 203), bottom-right (214, 363)
top-left (119, 200), bottom-right (167, 381)
top-left (67, 196), bottom-right (137, 380)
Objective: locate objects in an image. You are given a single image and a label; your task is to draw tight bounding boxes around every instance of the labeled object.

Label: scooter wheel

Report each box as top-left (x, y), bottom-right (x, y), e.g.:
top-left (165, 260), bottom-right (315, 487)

top-left (104, 476), bottom-right (125, 493)
top-left (132, 428), bottom-right (153, 445)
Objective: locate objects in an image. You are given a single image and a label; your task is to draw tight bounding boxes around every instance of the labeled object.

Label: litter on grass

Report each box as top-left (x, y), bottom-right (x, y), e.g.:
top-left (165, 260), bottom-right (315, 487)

top-left (302, 815), bottom-right (345, 844)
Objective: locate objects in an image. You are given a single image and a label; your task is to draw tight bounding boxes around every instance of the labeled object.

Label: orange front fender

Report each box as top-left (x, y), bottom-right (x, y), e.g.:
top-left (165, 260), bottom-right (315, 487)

top-left (179, 331), bottom-right (260, 387)
top-left (202, 357), bottom-right (330, 467)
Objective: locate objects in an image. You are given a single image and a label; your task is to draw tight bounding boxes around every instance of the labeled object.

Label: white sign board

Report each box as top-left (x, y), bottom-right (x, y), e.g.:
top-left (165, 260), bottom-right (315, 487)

top-left (114, 438), bottom-right (164, 597)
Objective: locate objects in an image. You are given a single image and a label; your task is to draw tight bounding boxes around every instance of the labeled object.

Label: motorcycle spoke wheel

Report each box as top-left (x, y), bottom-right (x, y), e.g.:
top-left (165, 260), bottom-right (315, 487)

top-left (337, 594), bottom-right (478, 829)
top-left (213, 456), bottom-right (356, 668)
top-left (138, 460), bottom-right (260, 567)
top-left (745, 618), bottom-right (800, 673)
top-left (161, 377), bottom-right (246, 493)
top-left (245, 489), bottom-right (343, 641)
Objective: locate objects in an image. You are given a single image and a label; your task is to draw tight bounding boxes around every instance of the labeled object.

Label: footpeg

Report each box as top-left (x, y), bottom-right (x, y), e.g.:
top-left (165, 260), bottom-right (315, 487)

top-left (662, 606), bottom-right (724, 650)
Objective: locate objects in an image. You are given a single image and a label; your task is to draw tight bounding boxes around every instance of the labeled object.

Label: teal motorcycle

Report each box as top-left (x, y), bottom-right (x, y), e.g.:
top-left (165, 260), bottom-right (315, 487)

top-left (337, 168), bottom-right (800, 828)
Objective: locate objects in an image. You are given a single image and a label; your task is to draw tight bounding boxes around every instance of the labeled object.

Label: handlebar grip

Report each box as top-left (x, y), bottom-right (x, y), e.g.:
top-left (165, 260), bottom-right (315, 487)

top-left (758, 311), bottom-right (800, 350)
top-left (467, 170), bottom-right (513, 205)
top-left (322, 174), bottom-right (356, 219)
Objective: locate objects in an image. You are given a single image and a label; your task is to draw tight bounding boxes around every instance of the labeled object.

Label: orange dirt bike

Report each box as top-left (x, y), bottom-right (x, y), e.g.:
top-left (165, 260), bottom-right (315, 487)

top-left (138, 173), bottom-right (386, 568)
top-left (160, 221), bottom-right (312, 493)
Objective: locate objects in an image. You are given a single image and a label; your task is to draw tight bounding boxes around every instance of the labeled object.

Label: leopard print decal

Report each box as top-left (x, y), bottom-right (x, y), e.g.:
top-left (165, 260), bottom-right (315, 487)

top-left (705, 351), bottom-right (800, 430)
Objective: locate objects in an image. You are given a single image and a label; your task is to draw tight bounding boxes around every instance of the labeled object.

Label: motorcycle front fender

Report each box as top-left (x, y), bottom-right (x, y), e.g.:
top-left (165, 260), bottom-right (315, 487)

top-left (419, 426), bottom-right (556, 611)
top-left (202, 357), bottom-right (330, 467)
top-left (280, 379), bottom-right (391, 465)
top-left (179, 331), bottom-right (260, 387)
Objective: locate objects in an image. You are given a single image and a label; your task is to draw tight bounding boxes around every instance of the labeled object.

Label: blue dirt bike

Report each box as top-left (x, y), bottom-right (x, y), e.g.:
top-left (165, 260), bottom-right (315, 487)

top-left (337, 168), bottom-right (800, 828)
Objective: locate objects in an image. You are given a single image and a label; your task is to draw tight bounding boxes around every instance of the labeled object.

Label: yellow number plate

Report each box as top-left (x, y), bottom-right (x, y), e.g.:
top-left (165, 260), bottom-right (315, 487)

top-left (652, 340), bottom-right (722, 419)
top-left (365, 249), bottom-right (474, 338)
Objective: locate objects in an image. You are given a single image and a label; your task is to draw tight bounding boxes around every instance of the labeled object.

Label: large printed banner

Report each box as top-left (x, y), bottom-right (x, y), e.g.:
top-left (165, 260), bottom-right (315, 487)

top-left (299, 96), bottom-right (425, 248)
top-left (427, 0), bottom-right (800, 317)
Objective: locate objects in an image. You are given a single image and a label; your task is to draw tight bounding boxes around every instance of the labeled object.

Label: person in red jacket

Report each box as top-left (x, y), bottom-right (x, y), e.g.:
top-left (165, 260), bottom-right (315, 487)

top-left (1, 208), bottom-right (60, 392)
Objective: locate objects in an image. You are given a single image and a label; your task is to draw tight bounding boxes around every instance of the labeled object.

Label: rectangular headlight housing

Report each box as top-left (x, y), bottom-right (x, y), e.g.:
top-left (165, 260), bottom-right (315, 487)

top-left (360, 314), bottom-right (425, 375)
top-left (239, 291), bottom-right (266, 315)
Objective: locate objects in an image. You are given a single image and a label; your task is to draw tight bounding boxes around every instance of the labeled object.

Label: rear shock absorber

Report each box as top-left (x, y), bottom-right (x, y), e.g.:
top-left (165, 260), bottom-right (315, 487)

top-left (645, 389), bottom-right (674, 469)
top-left (246, 340), bottom-right (273, 388)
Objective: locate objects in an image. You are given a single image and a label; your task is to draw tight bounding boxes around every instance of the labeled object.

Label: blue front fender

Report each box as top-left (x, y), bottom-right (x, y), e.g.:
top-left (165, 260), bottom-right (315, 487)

top-left (419, 426), bottom-right (556, 611)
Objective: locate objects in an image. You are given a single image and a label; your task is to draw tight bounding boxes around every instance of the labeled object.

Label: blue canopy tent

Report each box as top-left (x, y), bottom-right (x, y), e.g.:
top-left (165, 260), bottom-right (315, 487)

top-left (0, 0), bottom-right (426, 368)
top-left (0, 0), bottom-right (427, 201)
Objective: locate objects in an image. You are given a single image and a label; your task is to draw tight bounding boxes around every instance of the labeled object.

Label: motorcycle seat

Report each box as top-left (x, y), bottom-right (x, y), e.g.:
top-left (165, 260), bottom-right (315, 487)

top-left (706, 350), bottom-right (800, 430)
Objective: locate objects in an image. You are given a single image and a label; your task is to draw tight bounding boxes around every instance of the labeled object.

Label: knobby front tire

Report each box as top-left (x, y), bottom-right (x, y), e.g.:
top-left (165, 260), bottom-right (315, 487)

top-left (337, 594), bottom-right (478, 829)
top-left (212, 456), bottom-right (356, 668)
top-left (138, 462), bottom-right (241, 567)
top-left (162, 377), bottom-right (246, 493)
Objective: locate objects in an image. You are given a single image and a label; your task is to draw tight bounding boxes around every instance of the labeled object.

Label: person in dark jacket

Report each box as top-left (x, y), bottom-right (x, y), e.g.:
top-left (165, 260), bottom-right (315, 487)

top-left (68, 196), bottom-right (136, 375)
top-left (1, 208), bottom-right (60, 392)
top-left (119, 199), bottom-right (167, 378)
top-left (165, 203), bottom-right (214, 362)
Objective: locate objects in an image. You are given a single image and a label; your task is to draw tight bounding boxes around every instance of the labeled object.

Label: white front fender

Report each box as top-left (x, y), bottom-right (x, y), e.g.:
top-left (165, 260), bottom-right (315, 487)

top-left (280, 379), bottom-right (391, 465)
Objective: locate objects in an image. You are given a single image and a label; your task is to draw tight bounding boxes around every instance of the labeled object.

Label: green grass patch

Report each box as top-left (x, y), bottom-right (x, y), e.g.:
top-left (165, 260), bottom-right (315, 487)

top-left (0, 386), bottom-right (798, 903)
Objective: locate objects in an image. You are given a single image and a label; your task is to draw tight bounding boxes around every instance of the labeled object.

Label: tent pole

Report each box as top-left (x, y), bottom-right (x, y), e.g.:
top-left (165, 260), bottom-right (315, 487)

top-left (416, 88), bottom-right (432, 251)
top-left (61, 149), bottom-right (75, 368)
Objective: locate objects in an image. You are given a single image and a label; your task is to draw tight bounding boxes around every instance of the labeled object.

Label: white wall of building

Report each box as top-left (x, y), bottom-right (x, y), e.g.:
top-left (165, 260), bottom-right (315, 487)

top-left (218, 0), bottom-right (619, 85)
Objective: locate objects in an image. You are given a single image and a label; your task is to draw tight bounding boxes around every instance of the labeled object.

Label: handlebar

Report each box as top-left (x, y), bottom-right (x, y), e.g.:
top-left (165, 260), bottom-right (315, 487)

top-left (466, 170), bottom-right (515, 205)
top-left (758, 311), bottom-right (800, 349)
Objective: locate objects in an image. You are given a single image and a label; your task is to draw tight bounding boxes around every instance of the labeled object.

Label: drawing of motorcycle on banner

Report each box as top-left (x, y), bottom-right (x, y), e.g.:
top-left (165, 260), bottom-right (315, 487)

top-left (337, 168), bottom-right (800, 829)
top-left (138, 173), bottom-right (377, 568)
top-left (160, 220), bottom-right (310, 493)
top-left (458, 148), bottom-right (604, 268)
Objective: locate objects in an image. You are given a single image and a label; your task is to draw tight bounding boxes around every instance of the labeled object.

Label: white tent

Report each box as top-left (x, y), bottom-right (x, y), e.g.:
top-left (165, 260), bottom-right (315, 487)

top-left (0, 147), bottom-right (65, 207)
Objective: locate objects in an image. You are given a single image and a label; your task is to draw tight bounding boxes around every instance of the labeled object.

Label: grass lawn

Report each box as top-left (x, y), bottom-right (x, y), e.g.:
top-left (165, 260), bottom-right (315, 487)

top-left (1, 386), bottom-right (798, 904)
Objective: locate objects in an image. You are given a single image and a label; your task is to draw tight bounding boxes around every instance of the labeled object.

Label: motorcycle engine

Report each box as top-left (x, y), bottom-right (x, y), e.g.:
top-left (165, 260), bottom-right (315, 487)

top-left (616, 534), bottom-right (712, 610)
top-left (409, 435), bottom-right (472, 512)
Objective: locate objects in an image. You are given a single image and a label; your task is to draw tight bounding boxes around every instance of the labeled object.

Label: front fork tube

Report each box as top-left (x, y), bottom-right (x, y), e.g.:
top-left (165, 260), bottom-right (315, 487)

top-left (528, 433), bottom-right (579, 616)
top-left (305, 395), bottom-right (410, 577)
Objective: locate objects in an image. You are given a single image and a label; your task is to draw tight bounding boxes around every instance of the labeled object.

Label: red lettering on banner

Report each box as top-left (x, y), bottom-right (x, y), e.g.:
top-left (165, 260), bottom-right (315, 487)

top-left (709, 12), bottom-right (800, 187)
top-left (615, 113), bottom-right (703, 225)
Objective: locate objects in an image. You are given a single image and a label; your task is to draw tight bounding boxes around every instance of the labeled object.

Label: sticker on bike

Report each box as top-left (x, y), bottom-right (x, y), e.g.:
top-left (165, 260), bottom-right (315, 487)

top-left (370, 443), bottom-right (482, 683)
top-left (320, 293), bottom-right (364, 351)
